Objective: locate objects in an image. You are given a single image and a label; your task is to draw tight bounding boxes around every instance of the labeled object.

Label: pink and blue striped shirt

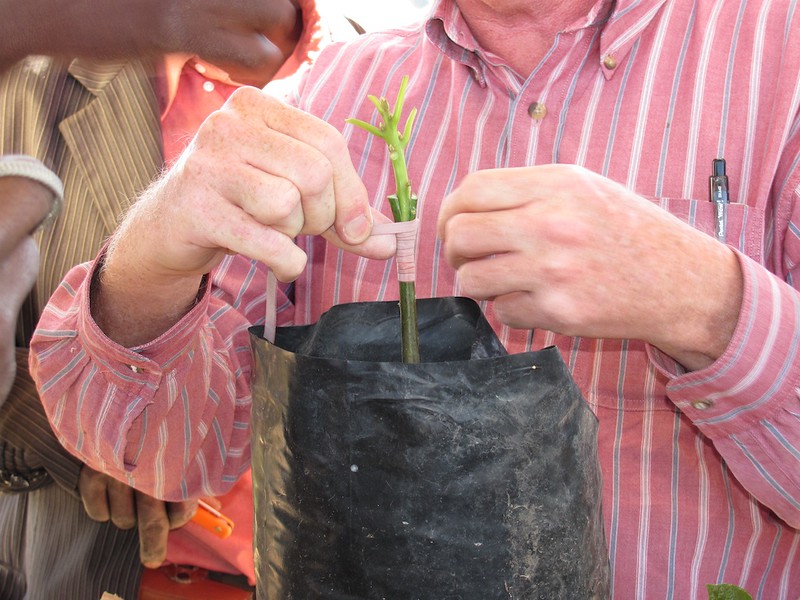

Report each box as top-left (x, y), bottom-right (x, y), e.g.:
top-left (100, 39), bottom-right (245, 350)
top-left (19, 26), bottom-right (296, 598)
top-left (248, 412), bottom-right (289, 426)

top-left (30, 0), bottom-right (800, 597)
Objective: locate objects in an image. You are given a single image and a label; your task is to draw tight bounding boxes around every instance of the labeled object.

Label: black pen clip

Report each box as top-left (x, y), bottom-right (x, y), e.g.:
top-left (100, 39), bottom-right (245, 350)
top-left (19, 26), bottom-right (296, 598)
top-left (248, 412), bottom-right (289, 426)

top-left (709, 158), bottom-right (729, 203)
top-left (709, 158), bottom-right (729, 242)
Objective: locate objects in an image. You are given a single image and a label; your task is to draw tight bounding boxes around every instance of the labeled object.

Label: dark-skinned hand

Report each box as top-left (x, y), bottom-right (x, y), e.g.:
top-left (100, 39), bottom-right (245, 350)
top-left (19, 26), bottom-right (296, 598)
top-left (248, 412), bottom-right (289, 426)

top-left (0, 0), bottom-right (301, 84)
top-left (79, 464), bottom-right (205, 568)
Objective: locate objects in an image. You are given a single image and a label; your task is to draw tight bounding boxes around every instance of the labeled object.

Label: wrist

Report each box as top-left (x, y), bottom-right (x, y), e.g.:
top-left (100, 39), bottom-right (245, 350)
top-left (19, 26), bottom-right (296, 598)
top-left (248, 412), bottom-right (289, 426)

top-left (0, 156), bottom-right (64, 230)
top-left (93, 247), bottom-right (206, 348)
top-left (653, 244), bottom-right (743, 371)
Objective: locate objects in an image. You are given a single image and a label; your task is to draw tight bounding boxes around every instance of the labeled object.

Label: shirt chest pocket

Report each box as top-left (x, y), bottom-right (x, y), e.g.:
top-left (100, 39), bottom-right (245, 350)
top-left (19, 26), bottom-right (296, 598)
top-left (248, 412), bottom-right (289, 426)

top-left (648, 197), bottom-right (766, 264)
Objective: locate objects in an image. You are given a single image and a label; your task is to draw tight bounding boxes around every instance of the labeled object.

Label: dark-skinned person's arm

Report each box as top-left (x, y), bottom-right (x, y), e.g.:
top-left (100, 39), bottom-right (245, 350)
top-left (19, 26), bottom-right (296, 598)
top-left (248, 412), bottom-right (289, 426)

top-left (0, 0), bottom-right (301, 79)
top-left (0, 157), bottom-right (77, 500)
top-left (0, 156), bottom-right (62, 406)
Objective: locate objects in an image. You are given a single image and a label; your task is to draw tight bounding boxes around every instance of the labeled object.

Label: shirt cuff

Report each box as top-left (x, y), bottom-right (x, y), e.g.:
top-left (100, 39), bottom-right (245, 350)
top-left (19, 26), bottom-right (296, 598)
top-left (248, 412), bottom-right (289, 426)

top-left (647, 248), bottom-right (800, 438)
top-left (77, 249), bottom-right (211, 392)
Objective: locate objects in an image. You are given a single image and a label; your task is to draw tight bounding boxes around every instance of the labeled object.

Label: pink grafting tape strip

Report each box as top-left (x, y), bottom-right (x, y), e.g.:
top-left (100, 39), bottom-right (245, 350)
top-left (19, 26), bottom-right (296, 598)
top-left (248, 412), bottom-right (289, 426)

top-left (264, 267), bottom-right (278, 344)
top-left (263, 219), bottom-right (420, 344)
top-left (370, 219), bottom-right (420, 283)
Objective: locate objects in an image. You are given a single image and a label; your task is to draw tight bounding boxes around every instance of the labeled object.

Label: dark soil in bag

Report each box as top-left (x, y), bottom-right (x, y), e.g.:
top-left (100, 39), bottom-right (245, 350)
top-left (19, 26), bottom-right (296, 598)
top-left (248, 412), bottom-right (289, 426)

top-left (249, 296), bottom-right (609, 599)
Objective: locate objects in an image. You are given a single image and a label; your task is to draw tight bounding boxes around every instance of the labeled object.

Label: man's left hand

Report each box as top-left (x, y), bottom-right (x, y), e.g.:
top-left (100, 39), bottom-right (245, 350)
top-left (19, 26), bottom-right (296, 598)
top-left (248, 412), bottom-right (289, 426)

top-left (437, 164), bottom-right (743, 370)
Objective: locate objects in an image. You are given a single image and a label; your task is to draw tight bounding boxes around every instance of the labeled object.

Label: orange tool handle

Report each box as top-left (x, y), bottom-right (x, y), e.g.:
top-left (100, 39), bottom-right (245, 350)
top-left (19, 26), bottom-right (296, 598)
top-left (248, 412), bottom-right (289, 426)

top-left (191, 500), bottom-right (235, 539)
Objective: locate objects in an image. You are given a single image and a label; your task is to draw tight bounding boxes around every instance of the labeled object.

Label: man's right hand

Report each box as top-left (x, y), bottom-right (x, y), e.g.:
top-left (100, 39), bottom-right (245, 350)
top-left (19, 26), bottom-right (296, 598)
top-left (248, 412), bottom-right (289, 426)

top-left (95, 87), bottom-right (395, 348)
top-left (1, 0), bottom-right (301, 77)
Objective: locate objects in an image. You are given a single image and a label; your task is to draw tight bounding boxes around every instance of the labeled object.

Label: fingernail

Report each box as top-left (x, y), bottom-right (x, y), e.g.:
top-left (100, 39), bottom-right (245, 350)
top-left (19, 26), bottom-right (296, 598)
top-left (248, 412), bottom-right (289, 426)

top-left (344, 214), bottom-right (370, 242)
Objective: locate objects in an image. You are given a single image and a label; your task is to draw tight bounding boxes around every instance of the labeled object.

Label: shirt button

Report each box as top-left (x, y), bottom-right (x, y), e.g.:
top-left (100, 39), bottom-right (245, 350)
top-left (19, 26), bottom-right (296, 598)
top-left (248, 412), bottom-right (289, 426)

top-left (691, 399), bottom-right (714, 410)
top-left (202, 81), bottom-right (215, 93)
top-left (603, 55), bottom-right (618, 69)
top-left (527, 102), bottom-right (547, 121)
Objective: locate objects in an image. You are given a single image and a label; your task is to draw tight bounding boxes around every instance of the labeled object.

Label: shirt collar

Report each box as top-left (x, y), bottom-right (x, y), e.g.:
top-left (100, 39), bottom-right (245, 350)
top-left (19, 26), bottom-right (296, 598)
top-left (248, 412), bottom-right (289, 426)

top-left (599, 0), bottom-right (669, 79)
top-left (424, 0), bottom-right (668, 84)
top-left (67, 58), bottom-right (132, 95)
top-left (424, 0), bottom-right (485, 84)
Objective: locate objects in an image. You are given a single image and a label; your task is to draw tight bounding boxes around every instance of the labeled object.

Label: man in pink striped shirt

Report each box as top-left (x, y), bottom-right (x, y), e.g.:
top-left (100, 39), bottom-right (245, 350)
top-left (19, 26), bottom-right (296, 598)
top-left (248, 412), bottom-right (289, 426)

top-left (30, 0), bottom-right (800, 597)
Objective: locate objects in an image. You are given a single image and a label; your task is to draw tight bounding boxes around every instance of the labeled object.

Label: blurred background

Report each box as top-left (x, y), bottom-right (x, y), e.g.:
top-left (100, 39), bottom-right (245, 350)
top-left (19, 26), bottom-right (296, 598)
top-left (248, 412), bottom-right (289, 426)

top-left (319, 0), bottom-right (432, 32)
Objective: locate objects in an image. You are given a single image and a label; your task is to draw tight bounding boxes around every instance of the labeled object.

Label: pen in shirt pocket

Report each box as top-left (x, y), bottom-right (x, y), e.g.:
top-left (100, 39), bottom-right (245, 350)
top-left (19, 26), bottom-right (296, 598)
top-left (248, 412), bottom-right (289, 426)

top-left (709, 158), bottom-right (729, 243)
top-left (191, 499), bottom-right (235, 539)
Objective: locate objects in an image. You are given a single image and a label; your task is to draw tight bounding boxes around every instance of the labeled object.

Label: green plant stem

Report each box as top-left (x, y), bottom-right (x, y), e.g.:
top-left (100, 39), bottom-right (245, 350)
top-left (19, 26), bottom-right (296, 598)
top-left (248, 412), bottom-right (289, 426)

top-left (399, 281), bottom-right (420, 363)
top-left (386, 122), bottom-right (418, 363)
top-left (347, 75), bottom-right (419, 363)
top-left (384, 136), bottom-right (413, 222)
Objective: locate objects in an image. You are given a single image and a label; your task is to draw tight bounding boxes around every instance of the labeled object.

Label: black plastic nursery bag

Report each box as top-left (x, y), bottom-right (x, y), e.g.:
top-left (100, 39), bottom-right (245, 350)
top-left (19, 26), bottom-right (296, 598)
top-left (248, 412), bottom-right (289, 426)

top-left (249, 296), bottom-right (609, 599)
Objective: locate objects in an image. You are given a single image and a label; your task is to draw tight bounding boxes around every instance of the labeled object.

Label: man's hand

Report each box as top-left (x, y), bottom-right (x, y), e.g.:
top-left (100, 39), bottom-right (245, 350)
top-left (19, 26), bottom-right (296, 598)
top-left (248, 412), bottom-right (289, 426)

top-left (1, 0), bottom-right (301, 81)
top-left (79, 465), bottom-right (198, 568)
top-left (96, 87), bottom-right (395, 347)
top-left (437, 164), bottom-right (744, 370)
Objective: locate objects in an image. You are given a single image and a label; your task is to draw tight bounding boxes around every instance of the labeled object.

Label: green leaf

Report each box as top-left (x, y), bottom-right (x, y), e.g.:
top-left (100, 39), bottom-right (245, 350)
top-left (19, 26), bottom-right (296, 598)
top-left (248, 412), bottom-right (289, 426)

top-left (345, 118), bottom-right (384, 139)
top-left (367, 94), bottom-right (383, 113)
top-left (401, 107), bottom-right (417, 148)
top-left (392, 75), bottom-right (409, 123)
top-left (706, 583), bottom-right (753, 600)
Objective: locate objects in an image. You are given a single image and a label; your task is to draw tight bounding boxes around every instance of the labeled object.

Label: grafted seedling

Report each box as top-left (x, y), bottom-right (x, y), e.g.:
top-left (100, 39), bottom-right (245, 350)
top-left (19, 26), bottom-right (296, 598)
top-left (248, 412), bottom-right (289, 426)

top-left (347, 75), bottom-right (420, 363)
